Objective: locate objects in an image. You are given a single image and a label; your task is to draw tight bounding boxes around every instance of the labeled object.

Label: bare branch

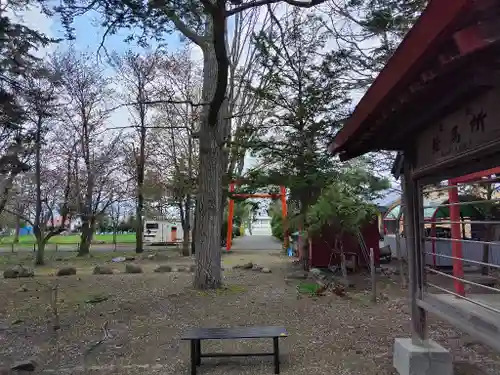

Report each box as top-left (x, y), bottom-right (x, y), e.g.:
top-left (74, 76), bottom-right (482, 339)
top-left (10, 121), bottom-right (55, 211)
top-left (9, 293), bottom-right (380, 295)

top-left (107, 98), bottom-right (208, 114)
top-left (227, 0), bottom-right (328, 16)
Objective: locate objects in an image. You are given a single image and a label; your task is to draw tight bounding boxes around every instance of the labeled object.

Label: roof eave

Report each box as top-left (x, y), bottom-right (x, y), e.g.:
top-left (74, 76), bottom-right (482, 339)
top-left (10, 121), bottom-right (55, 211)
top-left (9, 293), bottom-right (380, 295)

top-left (331, 0), bottom-right (473, 154)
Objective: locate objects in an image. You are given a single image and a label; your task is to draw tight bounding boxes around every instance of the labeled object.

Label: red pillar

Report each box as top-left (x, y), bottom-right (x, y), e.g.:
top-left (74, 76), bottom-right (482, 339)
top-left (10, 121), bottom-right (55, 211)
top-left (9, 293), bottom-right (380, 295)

top-left (226, 183), bottom-right (235, 252)
top-left (448, 181), bottom-right (465, 295)
top-left (280, 186), bottom-right (289, 249)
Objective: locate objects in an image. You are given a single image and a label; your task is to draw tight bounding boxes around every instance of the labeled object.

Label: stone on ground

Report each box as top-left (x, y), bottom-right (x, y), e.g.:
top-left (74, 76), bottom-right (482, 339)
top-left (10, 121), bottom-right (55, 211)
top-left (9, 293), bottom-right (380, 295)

top-left (3, 266), bottom-right (34, 279)
top-left (125, 264), bottom-right (143, 274)
top-left (310, 268), bottom-right (322, 277)
top-left (286, 271), bottom-right (308, 280)
top-left (56, 267), bottom-right (77, 276)
top-left (261, 267), bottom-right (272, 273)
top-left (93, 265), bottom-right (114, 275)
top-left (234, 262), bottom-right (253, 269)
top-left (154, 265), bottom-right (172, 273)
top-left (16, 285), bottom-right (28, 293)
top-left (11, 359), bottom-right (36, 371)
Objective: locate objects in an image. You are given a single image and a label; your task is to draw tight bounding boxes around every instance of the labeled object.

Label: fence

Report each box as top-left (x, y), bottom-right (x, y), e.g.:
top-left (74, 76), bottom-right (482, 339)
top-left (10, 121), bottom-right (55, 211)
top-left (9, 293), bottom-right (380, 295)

top-left (0, 241), bottom-right (184, 254)
top-left (384, 233), bottom-right (500, 267)
top-left (384, 178), bottom-right (500, 352)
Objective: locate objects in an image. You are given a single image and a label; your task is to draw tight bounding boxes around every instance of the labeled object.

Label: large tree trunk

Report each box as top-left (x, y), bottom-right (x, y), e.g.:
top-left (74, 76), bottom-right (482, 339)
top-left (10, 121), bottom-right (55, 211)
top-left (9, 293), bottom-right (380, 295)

top-left (113, 226), bottom-right (117, 246)
top-left (13, 216), bottom-right (21, 243)
top-left (135, 124), bottom-right (146, 253)
top-left (34, 119), bottom-right (44, 266)
top-left (35, 235), bottom-right (45, 266)
top-left (193, 127), bottom-right (223, 289)
top-left (193, 45), bottom-right (228, 290)
top-left (191, 198), bottom-right (197, 255)
top-left (183, 121), bottom-right (195, 257)
top-left (182, 195), bottom-right (192, 256)
top-left (78, 217), bottom-right (94, 256)
top-left (135, 200), bottom-right (144, 253)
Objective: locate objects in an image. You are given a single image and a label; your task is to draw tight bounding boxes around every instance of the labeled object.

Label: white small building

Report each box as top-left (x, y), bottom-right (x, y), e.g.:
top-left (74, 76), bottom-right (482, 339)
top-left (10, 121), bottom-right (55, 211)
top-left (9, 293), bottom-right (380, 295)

top-left (251, 216), bottom-right (272, 235)
top-left (143, 219), bottom-right (184, 244)
top-left (48, 216), bottom-right (82, 232)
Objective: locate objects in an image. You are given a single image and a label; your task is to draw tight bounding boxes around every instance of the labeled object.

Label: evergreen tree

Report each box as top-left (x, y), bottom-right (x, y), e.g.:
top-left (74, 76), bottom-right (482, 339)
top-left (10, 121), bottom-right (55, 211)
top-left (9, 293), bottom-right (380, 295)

top-left (249, 11), bottom-right (351, 214)
top-left (326, 0), bottom-right (428, 89)
top-left (0, 1), bottom-right (58, 211)
top-left (247, 11), bottom-right (389, 252)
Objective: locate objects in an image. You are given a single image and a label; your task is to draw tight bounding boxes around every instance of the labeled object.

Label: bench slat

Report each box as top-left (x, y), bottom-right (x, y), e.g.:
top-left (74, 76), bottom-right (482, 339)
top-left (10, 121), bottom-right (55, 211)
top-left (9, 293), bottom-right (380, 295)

top-left (181, 326), bottom-right (287, 340)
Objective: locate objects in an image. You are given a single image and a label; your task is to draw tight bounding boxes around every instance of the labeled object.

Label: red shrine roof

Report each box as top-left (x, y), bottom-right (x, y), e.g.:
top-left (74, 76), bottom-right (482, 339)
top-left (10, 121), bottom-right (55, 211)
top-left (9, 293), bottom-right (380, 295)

top-left (329, 0), bottom-right (500, 160)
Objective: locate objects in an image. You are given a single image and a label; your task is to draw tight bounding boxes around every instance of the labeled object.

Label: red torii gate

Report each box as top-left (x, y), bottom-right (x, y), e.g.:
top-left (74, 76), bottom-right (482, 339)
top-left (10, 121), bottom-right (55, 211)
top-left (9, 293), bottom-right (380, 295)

top-left (447, 166), bottom-right (500, 295)
top-left (226, 181), bottom-right (288, 251)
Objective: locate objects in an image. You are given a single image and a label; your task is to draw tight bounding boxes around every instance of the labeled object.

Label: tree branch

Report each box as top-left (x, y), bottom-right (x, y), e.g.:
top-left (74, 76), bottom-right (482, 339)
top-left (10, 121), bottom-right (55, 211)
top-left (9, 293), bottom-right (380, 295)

top-left (3, 207), bottom-right (34, 227)
top-left (167, 11), bottom-right (206, 46)
top-left (227, 0), bottom-right (328, 16)
top-left (207, 0), bottom-right (229, 127)
top-left (107, 99), bottom-right (207, 114)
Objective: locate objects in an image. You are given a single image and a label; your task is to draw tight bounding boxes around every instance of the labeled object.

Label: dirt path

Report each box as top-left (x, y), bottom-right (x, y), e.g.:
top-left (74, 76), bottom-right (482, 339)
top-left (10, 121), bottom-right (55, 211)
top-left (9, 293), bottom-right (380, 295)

top-left (0, 250), bottom-right (499, 374)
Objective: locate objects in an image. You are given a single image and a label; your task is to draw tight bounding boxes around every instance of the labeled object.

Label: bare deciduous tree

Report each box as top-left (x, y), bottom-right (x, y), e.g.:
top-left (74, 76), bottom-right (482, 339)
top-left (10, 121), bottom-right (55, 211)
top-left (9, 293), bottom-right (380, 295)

top-left (151, 48), bottom-right (201, 255)
top-left (55, 49), bottom-right (123, 256)
top-left (111, 49), bottom-right (163, 253)
top-left (12, 69), bottom-right (76, 265)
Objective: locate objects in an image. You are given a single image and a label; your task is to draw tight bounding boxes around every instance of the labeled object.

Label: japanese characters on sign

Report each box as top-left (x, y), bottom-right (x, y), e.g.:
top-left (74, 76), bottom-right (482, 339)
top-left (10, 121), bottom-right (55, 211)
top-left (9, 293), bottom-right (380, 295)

top-left (415, 87), bottom-right (500, 173)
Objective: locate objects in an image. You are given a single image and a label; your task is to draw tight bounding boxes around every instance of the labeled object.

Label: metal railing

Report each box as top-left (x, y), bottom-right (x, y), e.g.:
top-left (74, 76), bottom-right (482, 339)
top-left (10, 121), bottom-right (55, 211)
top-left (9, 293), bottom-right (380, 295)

top-left (418, 180), bottom-right (500, 320)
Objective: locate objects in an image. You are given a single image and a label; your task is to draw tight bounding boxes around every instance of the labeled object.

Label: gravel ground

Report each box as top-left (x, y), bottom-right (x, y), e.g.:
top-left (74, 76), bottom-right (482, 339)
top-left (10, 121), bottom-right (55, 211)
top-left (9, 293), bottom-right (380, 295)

top-left (1, 250), bottom-right (500, 375)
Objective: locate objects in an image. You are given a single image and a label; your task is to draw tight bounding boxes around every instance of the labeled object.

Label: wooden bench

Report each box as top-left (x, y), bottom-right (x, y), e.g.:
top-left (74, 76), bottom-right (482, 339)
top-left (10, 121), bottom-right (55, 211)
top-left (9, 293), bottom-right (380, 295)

top-left (181, 326), bottom-right (287, 374)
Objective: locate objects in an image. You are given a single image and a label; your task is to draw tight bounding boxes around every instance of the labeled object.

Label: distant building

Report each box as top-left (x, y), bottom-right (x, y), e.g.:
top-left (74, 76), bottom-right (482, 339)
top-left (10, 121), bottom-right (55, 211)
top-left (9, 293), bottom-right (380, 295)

top-left (47, 216), bottom-right (82, 232)
top-left (252, 216), bottom-right (272, 235)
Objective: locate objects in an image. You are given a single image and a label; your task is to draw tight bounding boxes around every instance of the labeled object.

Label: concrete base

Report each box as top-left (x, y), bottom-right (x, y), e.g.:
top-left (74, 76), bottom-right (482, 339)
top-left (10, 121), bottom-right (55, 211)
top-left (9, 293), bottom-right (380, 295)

top-left (393, 338), bottom-right (453, 375)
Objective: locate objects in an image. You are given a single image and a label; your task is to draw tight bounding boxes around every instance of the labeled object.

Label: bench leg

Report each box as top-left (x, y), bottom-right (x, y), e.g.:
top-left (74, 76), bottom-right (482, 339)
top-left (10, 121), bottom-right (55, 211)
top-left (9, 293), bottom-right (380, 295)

top-left (195, 339), bottom-right (201, 366)
top-left (273, 337), bottom-right (280, 374)
top-left (190, 340), bottom-right (197, 375)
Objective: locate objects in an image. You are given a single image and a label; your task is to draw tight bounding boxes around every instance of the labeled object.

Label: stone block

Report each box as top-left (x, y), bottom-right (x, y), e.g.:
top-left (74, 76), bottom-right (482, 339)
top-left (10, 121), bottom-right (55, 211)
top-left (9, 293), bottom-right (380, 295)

top-left (393, 338), bottom-right (453, 375)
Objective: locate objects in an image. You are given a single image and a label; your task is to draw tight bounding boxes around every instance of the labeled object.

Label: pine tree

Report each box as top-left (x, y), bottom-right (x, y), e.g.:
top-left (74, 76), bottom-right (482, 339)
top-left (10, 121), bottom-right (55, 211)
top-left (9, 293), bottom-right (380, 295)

top-left (0, 0), bottom-right (58, 213)
top-left (249, 11), bottom-right (352, 214)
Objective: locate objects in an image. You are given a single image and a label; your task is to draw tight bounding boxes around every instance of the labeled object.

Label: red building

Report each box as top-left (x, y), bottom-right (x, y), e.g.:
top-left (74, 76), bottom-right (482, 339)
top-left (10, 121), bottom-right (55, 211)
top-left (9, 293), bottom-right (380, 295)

top-left (309, 221), bottom-right (381, 269)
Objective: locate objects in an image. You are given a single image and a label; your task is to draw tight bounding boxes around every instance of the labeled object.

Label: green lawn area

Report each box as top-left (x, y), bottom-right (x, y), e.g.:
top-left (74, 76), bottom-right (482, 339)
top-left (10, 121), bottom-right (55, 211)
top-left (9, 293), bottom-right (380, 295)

top-left (0, 233), bottom-right (136, 244)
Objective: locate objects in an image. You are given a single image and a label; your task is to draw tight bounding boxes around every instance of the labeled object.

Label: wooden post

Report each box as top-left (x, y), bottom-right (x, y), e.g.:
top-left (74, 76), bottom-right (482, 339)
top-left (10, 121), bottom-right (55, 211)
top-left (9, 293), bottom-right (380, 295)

top-left (370, 247), bottom-right (376, 303)
top-left (403, 157), bottom-right (427, 344)
top-left (396, 179), bottom-right (407, 289)
top-left (395, 232), bottom-right (406, 288)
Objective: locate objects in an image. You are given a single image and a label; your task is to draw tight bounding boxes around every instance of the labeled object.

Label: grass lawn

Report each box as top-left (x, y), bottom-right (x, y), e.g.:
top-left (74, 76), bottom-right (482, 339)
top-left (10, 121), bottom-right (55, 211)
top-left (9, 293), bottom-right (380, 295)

top-left (0, 233), bottom-right (136, 245)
